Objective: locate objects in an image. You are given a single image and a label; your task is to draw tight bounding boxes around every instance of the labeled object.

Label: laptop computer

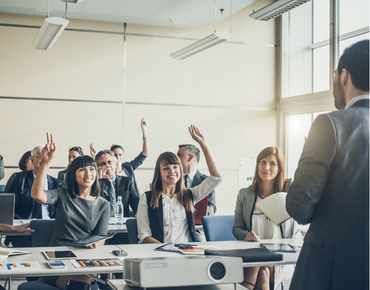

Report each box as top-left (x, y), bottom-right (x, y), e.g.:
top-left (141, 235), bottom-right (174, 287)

top-left (194, 196), bottom-right (208, 225)
top-left (0, 193), bottom-right (15, 225)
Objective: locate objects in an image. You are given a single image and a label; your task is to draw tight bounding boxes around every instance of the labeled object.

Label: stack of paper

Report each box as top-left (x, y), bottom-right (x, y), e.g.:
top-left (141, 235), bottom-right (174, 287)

top-left (256, 192), bottom-right (291, 226)
top-left (0, 248), bottom-right (31, 261)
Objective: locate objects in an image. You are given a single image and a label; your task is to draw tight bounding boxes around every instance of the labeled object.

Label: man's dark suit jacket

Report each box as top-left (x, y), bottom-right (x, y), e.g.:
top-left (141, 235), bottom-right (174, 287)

top-left (6, 170), bottom-right (64, 219)
top-left (122, 152), bottom-right (147, 197)
top-left (0, 155), bottom-right (4, 181)
top-left (191, 169), bottom-right (216, 216)
top-left (99, 175), bottom-right (139, 218)
top-left (286, 98), bottom-right (369, 290)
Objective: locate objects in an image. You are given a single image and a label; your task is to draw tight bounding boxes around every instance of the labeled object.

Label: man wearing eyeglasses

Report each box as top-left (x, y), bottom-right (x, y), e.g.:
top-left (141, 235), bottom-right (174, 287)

top-left (6, 145), bottom-right (64, 247)
top-left (95, 150), bottom-right (139, 218)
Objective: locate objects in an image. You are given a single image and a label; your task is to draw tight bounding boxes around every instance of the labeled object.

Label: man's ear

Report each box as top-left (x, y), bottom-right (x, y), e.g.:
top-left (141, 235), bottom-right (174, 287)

top-left (188, 154), bottom-right (194, 162)
top-left (340, 68), bottom-right (350, 87)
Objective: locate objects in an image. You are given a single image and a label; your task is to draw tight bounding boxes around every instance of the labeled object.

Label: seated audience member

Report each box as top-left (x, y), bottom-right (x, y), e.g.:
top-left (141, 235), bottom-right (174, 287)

top-left (4, 150), bottom-right (34, 193)
top-left (90, 118), bottom-right (148, 197)
top-left (57, 146), bottom-right (84, 184)
top-left (137, 125), bottom-right (221, 244)
top-left (233, 147), bottom-right (300, 290)
top-left (95, 150), bottom-right (139, 217)
top-left (31, 133), bottom-right (110, 290)
top-left (6, 145), bottom-right (64, 247)
top-left (0, 154), bottom-right (4, 180)
top-left (177, 143), bottom-right (216, 242)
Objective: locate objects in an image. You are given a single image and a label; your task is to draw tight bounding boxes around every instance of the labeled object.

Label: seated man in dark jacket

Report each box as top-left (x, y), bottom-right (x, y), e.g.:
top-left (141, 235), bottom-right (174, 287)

top-left (6, 145), bottom-right (64, 246)
top-left (96, 150), bottom-right (139, 218)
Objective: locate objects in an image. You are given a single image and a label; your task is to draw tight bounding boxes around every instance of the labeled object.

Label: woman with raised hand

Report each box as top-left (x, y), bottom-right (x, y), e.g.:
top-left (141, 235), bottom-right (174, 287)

top-left (31, 133), bottom-right (110, 290)
top-left (57, 146), bottom-right (84, 185)
top-left (137, 125), bottom-right (221, 244)
top-left (233, 147), bottom-right (300, 290)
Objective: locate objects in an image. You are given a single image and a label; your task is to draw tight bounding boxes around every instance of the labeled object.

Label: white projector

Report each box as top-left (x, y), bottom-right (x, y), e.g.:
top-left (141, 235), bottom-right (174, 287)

top-left (123, 256), bottom-right (243, 288)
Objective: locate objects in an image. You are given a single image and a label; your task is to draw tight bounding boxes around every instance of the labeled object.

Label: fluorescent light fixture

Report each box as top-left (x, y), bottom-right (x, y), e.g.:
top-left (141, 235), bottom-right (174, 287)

top-left (250, 0), bottom-right (312, 21)
top-left (170, 32), bottom-right (233, 60)
top-left (32, 17), bottom-right (69, 50)
top-left (60, 0), bottom-right (84, 2)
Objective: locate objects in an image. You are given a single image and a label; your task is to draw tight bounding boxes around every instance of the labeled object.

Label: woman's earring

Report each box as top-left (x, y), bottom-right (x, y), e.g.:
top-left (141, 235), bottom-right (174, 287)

top-left (159, 176), bottom-right (162, 180)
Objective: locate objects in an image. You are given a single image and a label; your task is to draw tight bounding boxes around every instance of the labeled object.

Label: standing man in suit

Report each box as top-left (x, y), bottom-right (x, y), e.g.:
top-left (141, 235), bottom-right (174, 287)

top-left (96, 150), bottom-right (139, 218)
top-left (177, 144), bottom-right (216, 241)
top-left (6, 145), bottom-right (64, 246)
top-left (0, 154), bottom-right (4, 180)
top-left (286, 40), bottom-right (369, 290)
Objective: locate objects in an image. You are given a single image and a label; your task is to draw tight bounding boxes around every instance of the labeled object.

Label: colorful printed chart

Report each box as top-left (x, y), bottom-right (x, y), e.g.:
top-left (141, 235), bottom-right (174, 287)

top-left (0, 262), bottom-right (41, 272)
top-left (70, 258), bottom-right (123, 268)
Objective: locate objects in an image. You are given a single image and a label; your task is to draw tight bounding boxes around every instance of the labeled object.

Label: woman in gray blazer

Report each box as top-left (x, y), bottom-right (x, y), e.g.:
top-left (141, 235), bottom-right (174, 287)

top-left (233, 147), bottom-right (300, 290)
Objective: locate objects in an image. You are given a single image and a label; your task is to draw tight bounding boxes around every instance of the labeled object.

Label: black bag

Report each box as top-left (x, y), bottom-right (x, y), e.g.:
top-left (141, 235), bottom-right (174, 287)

top-left (205, 247), bottom-right (283, 262)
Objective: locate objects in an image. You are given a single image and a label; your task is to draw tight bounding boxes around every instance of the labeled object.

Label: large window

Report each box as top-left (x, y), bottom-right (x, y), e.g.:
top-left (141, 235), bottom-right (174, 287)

top-left (279, 0), bottom-right (369, 176)
top-left (282, 0), bottom-right (369, 99)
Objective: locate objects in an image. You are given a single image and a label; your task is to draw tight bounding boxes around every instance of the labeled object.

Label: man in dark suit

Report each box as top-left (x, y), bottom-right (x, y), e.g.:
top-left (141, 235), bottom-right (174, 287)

top-left (177, 144), bottom-right (216, 241)
top-left (6, 145), bottom-right (64, 246)
top-left (286, 40), bottom-right (369, 290)
top-left (96, 150), bottom-right (139, 218)
top-left (0, 154), bottom-right (4, 180)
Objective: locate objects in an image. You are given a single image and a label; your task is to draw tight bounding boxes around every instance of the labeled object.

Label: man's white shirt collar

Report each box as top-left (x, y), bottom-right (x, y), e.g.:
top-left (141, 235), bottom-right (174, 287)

top-left (345, 94), bottom-right (369, 109)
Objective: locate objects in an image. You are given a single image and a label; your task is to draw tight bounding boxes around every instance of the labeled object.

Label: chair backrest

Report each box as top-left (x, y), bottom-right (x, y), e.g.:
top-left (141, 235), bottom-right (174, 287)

top-left (202, 215), bottom-right (237, 241)
top-left (30, 219), bottom-right (55, 247)
top-left (126, 218), bottom-right (139, 244)
top-left (194, 196), bottom-right (208, 225)
top-left (0, 185), bottom-right (5, 193)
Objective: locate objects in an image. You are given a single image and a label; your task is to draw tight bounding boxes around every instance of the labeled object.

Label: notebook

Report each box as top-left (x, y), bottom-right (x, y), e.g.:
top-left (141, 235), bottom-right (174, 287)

top-left (0, 194), bottom-right (15, 225)
top-left (194, 196), bottom-right (208, 225)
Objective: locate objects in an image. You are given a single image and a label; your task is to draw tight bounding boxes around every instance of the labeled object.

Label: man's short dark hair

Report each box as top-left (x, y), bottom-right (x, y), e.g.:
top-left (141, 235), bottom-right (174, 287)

top-left (178, 144), bottom-right (200, 163)
top-left (338, 40), bottom-right (369, 92)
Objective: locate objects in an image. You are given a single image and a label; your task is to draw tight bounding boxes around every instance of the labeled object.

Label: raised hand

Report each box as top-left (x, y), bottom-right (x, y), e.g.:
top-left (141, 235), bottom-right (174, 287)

top-left (41, 133), bottom-right (57, 163)
top-left (188, 125), bottom-right (206, 145)
top-left (141, 118), bottom-right (148, 132)
top-left (90, 143), bottom-right (97, 160)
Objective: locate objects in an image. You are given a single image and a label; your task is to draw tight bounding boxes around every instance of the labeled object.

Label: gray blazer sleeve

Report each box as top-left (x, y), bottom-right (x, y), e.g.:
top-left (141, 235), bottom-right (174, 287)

top-left (232, 188), bottom-right (251, 240)
top-left (0, 155), bottom-right (4, 181)
top-left (286, 114), bottom-right (336, 224)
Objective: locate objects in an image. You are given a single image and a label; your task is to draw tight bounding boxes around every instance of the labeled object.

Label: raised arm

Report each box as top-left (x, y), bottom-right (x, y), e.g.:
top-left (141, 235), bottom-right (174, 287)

top-left (90, 143), bottom-right (97, 160)
top-left (31, 133), bottom-right (56, 204)
top-left (188, 125), bottom-right (221, 178)
top-left (141, 118), bottom-right (149, 156)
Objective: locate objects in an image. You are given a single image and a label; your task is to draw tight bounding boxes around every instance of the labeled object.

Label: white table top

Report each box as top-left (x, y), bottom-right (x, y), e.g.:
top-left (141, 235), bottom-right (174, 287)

top-left (107, 279), bottom-right (245, 290)
top-left (0, 239), bottom-right (302, 278)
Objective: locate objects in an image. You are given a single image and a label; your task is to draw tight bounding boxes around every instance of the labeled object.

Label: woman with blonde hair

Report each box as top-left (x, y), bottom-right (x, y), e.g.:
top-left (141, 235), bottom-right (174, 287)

top-left (233, 147), bottom-right (300, 290)
top-left (137, 125), bottom-right (221, 244)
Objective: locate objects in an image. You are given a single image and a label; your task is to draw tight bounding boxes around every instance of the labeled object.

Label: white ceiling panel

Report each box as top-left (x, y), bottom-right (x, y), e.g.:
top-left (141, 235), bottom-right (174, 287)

top-left (0, 0), bottom-right (255, 28)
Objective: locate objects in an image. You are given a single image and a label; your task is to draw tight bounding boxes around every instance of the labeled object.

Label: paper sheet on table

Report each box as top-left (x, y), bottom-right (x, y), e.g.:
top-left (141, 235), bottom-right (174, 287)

top-left (0, 261), bottom-right (41, 272)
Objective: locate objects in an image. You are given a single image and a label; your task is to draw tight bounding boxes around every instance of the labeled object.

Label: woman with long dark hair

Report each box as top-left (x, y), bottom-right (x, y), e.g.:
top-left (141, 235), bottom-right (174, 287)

top-left (31, 133), bottom-right (111, 290)
top-left (4, 150), bottom-right (34, 193)
top-left (137, 125), bottom-right (221, 244)
top-left (233, 147), bottom-right (300, 290)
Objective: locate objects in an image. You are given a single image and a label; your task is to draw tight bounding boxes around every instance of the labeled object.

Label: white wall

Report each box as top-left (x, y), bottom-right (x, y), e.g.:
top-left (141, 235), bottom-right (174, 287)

top-left (0, 1), bottom-right (277, 214)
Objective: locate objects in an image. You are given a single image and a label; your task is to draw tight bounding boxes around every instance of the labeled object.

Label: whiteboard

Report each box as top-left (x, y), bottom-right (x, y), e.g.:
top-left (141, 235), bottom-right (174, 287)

top-left (239, 157), bottom-right (256, 190)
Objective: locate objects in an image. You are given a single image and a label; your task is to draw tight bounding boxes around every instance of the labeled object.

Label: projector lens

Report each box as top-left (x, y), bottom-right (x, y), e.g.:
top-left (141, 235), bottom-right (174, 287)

top-left (209, 262), bottom-right (226, 280)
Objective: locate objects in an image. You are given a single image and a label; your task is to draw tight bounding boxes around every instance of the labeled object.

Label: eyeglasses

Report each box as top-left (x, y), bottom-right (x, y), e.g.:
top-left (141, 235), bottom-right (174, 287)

top-left (35, 155), bottom-right (43, 159)
top-left (98, 160), bottom-right (116, 167)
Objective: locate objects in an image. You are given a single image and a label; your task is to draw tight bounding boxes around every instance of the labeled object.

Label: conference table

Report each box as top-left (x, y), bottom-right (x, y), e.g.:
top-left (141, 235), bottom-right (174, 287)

top-left (0, 239), bottom-right (302, 279)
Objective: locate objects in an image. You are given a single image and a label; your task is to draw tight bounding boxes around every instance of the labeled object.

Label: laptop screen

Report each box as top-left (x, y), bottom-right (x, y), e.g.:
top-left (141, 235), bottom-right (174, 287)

top-left (0, 193), bottom-right (15, 225)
